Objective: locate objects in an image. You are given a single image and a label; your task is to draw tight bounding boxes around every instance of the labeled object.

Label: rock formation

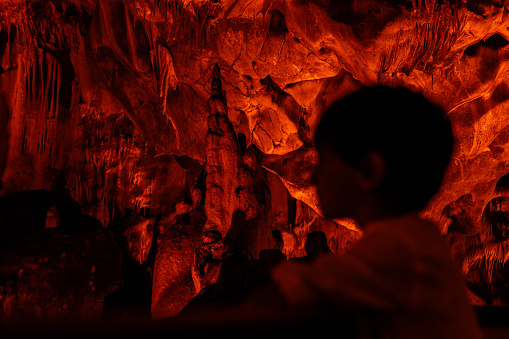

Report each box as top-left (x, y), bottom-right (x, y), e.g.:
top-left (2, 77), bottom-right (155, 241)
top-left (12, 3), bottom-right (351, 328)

top-left (151, 189), bottom-right (207, 319)
top-left (2, 0), bottom-right (509, 315)
top-left (0, 189), bottom-right (123, 323)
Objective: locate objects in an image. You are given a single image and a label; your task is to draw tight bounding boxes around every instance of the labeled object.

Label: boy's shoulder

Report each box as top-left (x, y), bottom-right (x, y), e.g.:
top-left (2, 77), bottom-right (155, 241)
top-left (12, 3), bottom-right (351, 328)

top-left (357, 213), bottom-right (449, 260)
top-left (364, 213), bottom-right (440, 239)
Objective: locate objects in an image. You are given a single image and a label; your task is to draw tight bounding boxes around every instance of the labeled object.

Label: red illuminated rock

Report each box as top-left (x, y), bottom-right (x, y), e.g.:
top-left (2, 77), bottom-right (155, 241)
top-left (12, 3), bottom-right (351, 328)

top-left (205, 64), bottom-right (274, 257)
top-left (151, 191), bottom-right (207, 319)
top-left (192, 232), bottom-right (234, 293)
top-left (2, 0), bottom-right (509, 310)
top-left (204, 64), bottom-right (242, 235)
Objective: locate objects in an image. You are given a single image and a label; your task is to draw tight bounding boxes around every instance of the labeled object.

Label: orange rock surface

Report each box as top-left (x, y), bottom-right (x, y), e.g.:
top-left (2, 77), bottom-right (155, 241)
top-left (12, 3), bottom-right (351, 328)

top-left (2, 0), bottom-right (509, 313)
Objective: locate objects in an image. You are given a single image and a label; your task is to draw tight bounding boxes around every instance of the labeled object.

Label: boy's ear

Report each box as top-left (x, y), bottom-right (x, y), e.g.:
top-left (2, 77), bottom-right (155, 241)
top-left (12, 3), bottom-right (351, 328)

top-left (358, 151), bottom-right (387, 190)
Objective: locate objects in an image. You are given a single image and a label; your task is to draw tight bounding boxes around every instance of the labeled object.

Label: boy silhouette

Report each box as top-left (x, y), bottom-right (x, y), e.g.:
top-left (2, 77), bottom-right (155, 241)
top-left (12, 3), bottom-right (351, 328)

top-left (269, 86), bottom-right (483, 338)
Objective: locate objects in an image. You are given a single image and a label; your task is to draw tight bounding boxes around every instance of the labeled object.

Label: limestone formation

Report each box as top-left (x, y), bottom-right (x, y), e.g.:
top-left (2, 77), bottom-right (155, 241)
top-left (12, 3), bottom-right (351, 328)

top-left (204, 63), bottom-right (242, 235)
top-left (2, 0), bottom-right (509, 311)
top-left (192, 231), bottom-right (234, 293)
top-left (205, 64), bottom-right (274, 258)
top-left (151, 190), bottom-right (207, 319)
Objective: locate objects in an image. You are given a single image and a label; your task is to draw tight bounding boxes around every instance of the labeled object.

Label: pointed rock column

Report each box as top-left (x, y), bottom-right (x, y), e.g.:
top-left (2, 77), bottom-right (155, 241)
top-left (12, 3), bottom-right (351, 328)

top-left (204, 64), bottom-right (242, 236)
top-left (151, 189), bottom-right (206, 319)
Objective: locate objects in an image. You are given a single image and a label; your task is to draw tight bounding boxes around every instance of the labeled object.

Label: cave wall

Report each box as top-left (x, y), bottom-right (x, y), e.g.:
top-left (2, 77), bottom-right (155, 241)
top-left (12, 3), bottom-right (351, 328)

top-left (2, 0), bottom-right (509, 313)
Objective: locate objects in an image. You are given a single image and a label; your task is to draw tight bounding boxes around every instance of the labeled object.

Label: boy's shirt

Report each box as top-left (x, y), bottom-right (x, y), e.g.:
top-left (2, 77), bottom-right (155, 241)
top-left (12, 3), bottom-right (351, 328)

top-left (271, 213), bottom-right (483, 339)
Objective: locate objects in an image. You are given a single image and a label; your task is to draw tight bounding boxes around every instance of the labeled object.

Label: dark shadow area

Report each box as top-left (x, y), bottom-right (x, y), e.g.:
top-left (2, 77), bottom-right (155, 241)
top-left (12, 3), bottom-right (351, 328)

top-left (495, 172), bottom-right (509, 195)
top-left (464, 33), bottom-right (509, 56)
top-left (0, 189), bottom-right (123, 323)
top-left (3, 306), bottom-right (509, 339)
top-left (102, 209), bottom-right (162, 320)
top-left (2, 310), bottom-right (357, 339)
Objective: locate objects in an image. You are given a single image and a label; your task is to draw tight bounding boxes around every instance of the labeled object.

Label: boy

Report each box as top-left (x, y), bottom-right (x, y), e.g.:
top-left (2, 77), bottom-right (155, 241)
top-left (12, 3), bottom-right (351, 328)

top-left (270, 86), bottom-right (483, 338)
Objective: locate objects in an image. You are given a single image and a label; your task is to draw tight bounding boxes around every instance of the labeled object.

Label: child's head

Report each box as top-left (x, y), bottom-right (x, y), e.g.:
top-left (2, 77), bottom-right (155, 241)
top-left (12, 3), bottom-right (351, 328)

top-left (313, 85), bottom-right (454, 221)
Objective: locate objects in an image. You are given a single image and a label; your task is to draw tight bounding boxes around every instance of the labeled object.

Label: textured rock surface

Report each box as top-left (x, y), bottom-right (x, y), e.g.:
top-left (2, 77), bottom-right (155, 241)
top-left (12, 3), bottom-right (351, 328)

top-left (152, 192), bottom-right (207, 319)
top-left (0, 189), bottom-right (123, 323)
top-left (2, 0), bottom-right (509, 313)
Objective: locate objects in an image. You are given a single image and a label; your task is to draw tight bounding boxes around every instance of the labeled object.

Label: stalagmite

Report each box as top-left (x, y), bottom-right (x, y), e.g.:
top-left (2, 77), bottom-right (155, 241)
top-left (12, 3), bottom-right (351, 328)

top-left (3, 0), bottom-right (509, 321)
top-left (152, 190), bottom-right (206, 319)
top-left (204, 63), bottom-right (241, 235)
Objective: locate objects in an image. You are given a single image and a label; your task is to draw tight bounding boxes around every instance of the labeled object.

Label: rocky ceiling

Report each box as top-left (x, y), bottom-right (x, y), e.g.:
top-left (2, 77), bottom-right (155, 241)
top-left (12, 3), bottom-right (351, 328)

top-left (2, 0), bottom-right (509, 321)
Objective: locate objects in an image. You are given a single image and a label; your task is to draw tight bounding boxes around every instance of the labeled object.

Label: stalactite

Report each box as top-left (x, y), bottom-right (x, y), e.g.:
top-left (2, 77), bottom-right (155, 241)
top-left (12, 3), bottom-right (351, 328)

top-left (55, 56), bottom-right (61, 120)
top-left (125, 3), bottom-right (138, 72)
top-left (49, 55), bottom-right (56, 117)
top-left (4, 0), bottom-right (509, 316)
top-left (150, 43), bottom-right (178, 113)
top-left (22, 47), bottom-right (63, 118)
top-left (37, 48), bottom-right (44, 107)
top-left (380, 6), bottom-right (466, 78)
top-left (43, 53), bottom-right (51, 116)
top-left (31, 50), bottom-right (36, 103)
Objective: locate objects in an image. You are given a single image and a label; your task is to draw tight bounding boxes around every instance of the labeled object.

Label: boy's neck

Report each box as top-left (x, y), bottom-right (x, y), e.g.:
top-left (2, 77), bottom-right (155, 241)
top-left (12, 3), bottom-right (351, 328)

top-left (353, 197), bottom-right (410, 229)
